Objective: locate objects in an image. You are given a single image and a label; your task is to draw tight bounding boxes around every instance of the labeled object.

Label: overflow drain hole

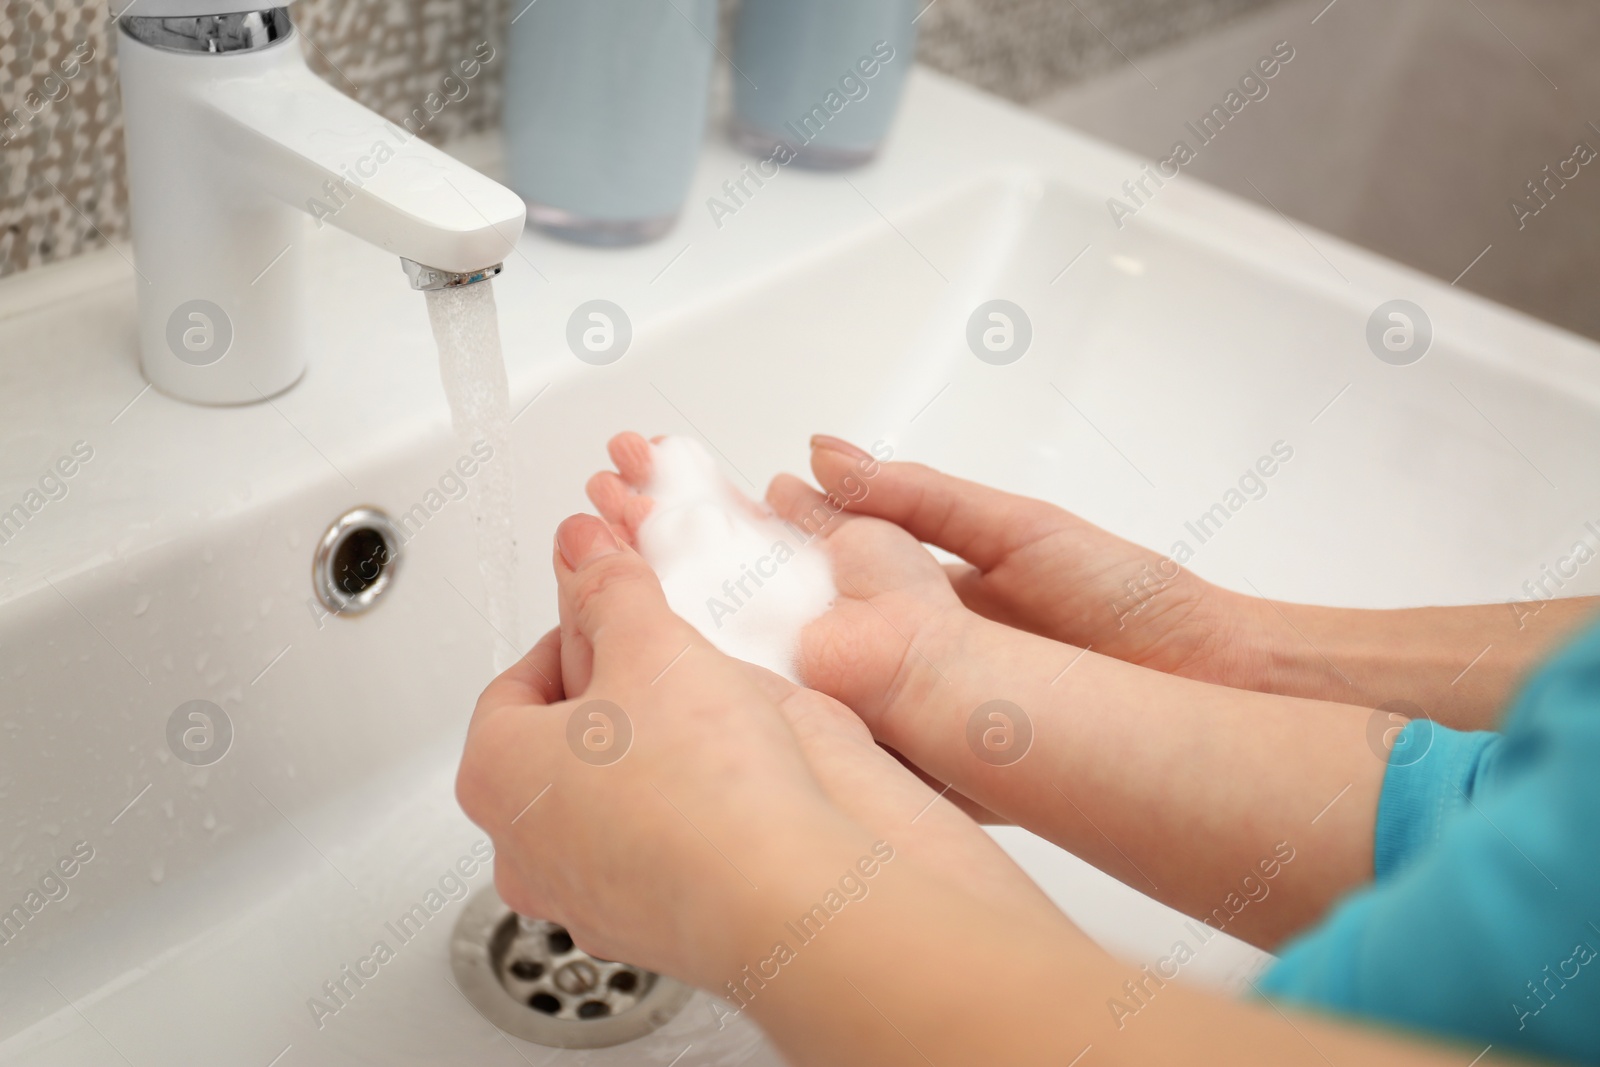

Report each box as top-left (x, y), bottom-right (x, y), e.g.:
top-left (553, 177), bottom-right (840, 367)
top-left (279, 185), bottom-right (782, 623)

top-left (312, 506), bottom-right (402, 616)
top-left (333, 527), bottom-right (388, 598)
top-left (450, 887), bottom-right (693, 1049)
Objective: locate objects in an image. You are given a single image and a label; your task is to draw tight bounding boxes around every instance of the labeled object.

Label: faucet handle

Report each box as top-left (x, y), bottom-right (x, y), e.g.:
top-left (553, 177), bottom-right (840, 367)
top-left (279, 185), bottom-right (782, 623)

top-left (117, 0), bottom-right (282, 16)
top-left (119, 6), bottom-right (293, 54)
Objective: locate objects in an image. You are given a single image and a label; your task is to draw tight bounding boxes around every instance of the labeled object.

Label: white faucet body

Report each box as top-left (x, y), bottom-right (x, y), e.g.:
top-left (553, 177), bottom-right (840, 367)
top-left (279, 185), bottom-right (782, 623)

top-left (117, 13), bottom-right (526, 404)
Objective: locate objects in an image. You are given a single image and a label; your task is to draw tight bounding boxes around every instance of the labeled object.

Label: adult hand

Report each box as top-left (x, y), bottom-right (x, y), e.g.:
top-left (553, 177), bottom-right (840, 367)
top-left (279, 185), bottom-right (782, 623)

top-left (807, 435), bottom-right (1266, 688)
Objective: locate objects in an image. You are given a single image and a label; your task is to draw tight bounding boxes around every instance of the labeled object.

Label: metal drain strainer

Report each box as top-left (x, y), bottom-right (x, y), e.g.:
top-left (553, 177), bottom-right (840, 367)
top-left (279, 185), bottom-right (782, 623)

top-left (450, 886), bottom-right (693, 1048)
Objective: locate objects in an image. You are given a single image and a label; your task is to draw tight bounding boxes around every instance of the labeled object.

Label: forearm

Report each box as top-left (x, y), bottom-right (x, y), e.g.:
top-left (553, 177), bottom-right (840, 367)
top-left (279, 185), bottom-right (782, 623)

top-left (878, 615), bottom-right (1387, 948)
top-left (1243, 596), bottom-right (1598, 730)
top-left (738, 846), bottom-right (1104, 1065)
top-left (732, 825), bottom-right (1526, 1067)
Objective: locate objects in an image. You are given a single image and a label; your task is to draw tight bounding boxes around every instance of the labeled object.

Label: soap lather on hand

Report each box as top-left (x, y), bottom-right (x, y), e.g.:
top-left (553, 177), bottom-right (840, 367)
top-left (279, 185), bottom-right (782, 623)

top-left (587, 434), bottom-right (835, 683)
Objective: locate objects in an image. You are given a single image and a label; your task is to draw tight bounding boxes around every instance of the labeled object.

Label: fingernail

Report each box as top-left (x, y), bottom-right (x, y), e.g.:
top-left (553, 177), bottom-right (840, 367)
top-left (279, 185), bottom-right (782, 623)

top-left (556, 515), bottom-right (621, 569)
top-left (810, 435), bottom-right (870, 461)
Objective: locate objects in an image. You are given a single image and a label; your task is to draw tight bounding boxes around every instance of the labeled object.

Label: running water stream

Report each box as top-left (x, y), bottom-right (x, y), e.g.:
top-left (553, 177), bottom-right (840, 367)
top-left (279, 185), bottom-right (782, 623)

top-left (425, 283), bottom-right (521, 674)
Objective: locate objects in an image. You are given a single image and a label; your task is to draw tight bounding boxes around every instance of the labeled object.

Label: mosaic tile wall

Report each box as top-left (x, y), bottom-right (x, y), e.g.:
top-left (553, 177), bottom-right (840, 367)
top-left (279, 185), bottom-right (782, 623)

top-left (0, 0), bottom-right (1277, 280)
top-left (0, 2), bottom-right (125, 277)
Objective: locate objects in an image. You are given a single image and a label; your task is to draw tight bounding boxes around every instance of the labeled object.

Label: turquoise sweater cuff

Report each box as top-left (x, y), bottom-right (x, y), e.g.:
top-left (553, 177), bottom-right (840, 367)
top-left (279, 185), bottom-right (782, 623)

top-left (1372, 720), bottom-right (1499, 881)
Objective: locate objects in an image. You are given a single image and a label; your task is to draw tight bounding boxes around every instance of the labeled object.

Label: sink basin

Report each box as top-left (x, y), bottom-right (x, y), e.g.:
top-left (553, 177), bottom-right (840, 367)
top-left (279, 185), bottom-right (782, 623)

top-left (4, 69), bottom-right (1599, 1064)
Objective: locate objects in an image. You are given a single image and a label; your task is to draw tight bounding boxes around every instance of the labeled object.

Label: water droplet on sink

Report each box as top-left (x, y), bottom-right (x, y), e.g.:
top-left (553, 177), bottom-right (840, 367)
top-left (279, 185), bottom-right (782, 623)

top-left (202, 812), bottom-right (217, 831)
top-left (149, 860), bottom-right (165, 884)
top-left (133, 594), bottom-right (151, 617)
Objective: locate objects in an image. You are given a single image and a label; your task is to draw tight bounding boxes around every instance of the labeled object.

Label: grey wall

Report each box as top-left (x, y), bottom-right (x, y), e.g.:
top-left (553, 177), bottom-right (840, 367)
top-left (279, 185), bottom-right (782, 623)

top-left (916, 0), bottom-right (1283, 102)
top-left (1033, 0), bottom-right (1600, 341)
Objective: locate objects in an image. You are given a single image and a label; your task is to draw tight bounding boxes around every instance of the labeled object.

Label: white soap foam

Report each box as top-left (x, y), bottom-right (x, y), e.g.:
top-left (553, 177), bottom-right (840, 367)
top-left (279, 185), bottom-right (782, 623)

top-left (635, 437), bottom-right (834, 682)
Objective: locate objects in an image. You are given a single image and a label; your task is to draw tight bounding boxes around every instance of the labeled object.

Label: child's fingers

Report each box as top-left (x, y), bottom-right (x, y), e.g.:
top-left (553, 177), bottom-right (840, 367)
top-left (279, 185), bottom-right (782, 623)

top-left (620, 493), bottom-right (654, 538)
top-left (606, 432), bottom-right (654, 489)
top-left (586, 471), bottom-right (641, 545)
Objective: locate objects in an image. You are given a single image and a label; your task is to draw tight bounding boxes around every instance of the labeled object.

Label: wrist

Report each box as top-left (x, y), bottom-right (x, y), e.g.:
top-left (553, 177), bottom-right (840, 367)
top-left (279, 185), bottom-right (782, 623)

top-left (874, 608), bottom-right (1036, 757)
top-left (1231, 593), bottom-right (1360, 701)
top-left (849, 600), bottom-right (984, 734)
top-left (1198, 584), bottom-right (1289, 691)
top-left (888, 603), bottom-right (990, 717)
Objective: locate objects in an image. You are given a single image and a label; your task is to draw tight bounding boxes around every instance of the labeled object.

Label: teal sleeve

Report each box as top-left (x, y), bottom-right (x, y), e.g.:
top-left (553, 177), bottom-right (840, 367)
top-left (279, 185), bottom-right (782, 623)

top-left (1257, 621), bottom-right (1600, 1066)
top-left (1371, 721), bottom-right (1498, 880)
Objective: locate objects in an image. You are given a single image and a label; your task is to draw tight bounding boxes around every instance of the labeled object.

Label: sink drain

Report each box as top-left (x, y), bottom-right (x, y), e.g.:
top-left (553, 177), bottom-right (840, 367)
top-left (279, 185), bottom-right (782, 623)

top-left (450, 887), bottom-right (693, 1049)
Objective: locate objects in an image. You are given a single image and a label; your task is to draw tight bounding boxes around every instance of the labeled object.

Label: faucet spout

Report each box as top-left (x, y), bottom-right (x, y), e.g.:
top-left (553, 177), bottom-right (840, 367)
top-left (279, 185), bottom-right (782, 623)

top-left (116, 9), bottom-right (527, 404)
top-left (401, 260), bottom-right (505, 292)
top-left (202, 65), bottom-right (526, 275)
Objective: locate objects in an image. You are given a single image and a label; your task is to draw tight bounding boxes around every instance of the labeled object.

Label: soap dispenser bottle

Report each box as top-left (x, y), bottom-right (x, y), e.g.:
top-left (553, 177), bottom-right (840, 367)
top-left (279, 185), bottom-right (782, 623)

top-left (503, 0), bottom-right (718, 245)
top-left (731, 0), bottom-right (920, 169)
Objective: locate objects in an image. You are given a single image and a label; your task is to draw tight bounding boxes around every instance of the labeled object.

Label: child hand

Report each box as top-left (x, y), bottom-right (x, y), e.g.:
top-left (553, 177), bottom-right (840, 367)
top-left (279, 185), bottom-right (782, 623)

top-left (586, 431), bottom-right (971, 731)
top-left (456, 514), bottom-right (862, 988)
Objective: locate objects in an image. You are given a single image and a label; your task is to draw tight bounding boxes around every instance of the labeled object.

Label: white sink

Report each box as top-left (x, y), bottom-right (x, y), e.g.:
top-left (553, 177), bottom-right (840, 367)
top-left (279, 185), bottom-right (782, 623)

top-left (3, 69), bottom-right (1599, 1065)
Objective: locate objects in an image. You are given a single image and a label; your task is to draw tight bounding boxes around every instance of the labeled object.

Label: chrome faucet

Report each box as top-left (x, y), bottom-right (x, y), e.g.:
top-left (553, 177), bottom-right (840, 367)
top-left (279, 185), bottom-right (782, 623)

top-left (116, 5), bottom-right (527, 405)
